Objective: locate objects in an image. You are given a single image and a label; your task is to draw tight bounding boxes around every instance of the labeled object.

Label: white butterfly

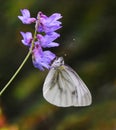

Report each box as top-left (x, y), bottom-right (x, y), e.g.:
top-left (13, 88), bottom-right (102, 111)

top-left (43, 57), bottom-right (92, 107)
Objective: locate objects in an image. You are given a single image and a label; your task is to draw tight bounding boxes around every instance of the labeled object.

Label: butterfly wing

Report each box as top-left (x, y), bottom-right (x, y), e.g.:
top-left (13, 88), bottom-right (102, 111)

top-left (43, 64), bottom-right (92, 107)
top-left (43, 67), bottom-right (66, 106)
top-left (63, 65), bottom-right (92, 106)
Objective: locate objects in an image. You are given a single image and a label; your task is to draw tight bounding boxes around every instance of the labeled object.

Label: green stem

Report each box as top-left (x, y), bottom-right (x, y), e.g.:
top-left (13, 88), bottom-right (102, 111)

top-left (0, 30), bottom-right (37, 96)
top-left (0, 50), bottom-right (31, 96)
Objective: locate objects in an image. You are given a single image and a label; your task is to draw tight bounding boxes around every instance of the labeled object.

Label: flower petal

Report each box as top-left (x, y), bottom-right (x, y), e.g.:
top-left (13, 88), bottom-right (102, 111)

top-left (20, 32), bottom-right (32, 46)
top-left (32, 45), bottom-right (56, 71)
top-left (37, 32), bottom-right (60, 48)
top-left (36, 12), bottom-right (62, 33)
top-left (18, 9), bottom-right (36, 24)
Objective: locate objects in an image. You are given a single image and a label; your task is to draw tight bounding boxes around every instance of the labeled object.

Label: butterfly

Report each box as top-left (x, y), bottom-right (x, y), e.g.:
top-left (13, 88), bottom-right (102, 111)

top-left (43, 57), bottom-right (92, 107)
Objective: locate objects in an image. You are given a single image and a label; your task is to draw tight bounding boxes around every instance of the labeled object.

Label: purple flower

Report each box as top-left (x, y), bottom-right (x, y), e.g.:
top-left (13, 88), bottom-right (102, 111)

top-left (20, 32), bottom-right (33, 46)
top-left (36, 12), bottom-right (62, 33)
top-left (19, 9), bottom-right (62, 71)
top-left (36, 32), bottom-right (60, 48)
top-left (32, 43), bottom-right (56, 71)
top-left (18, 9), bottom-right (36, 24)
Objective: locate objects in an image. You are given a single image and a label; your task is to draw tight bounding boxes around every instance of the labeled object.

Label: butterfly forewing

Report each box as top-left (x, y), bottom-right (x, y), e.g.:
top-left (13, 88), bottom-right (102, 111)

top-left (43, 57), bottom-right (92, 107)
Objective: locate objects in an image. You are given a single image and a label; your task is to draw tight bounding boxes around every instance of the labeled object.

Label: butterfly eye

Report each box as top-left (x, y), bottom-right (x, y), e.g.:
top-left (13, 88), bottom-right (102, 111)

top-left (51, 57), bottom-right (64, 68)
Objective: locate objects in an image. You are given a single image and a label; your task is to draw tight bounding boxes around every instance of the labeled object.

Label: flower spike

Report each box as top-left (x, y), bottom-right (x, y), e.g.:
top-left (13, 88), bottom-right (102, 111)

top-left (0, 9), bottom-right (62, 96)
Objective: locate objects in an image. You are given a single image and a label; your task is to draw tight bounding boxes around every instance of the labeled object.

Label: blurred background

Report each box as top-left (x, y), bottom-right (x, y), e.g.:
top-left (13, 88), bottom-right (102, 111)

top-left (0, 0), bottom-right (116, 130)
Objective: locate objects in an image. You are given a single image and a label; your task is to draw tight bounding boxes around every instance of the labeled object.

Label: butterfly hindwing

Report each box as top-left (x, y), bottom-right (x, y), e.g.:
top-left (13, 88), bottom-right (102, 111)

top-left (63, 65), bottom-right (92, 106)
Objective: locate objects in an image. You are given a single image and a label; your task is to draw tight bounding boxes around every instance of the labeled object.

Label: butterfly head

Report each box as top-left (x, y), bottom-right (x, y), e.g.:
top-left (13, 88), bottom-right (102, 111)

top-left (51, 57), bottom-right (64, 68)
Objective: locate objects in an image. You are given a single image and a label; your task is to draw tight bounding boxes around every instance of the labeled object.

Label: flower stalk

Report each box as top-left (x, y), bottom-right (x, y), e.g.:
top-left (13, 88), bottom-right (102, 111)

top-left (0, 30), bottom-right (37, 96)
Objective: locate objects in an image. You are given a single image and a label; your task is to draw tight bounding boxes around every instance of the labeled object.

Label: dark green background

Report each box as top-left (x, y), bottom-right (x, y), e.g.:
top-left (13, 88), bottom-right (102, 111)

top-left (0, 0), bottom-right (116, 129)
